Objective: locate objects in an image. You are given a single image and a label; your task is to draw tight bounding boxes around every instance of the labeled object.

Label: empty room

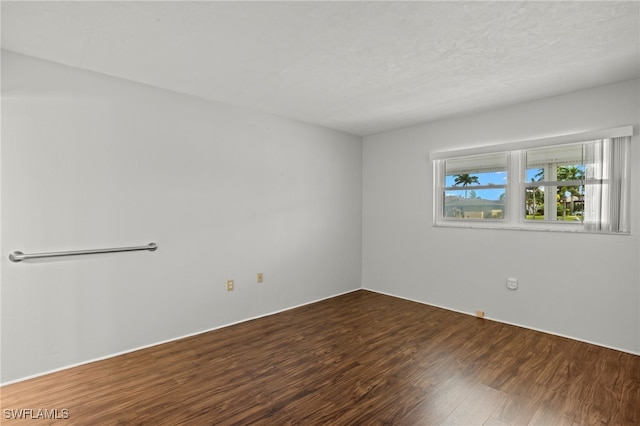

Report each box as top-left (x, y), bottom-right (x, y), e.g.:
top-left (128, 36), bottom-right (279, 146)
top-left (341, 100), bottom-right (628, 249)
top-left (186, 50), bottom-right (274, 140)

top-left (1, 1), bottom-right (639, 424)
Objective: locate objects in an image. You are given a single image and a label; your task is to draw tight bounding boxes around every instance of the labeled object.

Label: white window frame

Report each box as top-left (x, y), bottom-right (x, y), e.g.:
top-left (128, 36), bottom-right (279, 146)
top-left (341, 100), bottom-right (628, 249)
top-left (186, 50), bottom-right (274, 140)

top-left (431, 126), bottom-right (633, 234)
top-left (436, 152), bottom-right (510, 222)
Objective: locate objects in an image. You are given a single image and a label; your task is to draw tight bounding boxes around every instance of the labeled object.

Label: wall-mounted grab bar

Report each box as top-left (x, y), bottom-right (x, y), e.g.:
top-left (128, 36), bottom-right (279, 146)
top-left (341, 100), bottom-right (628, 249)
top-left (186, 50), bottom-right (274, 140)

top-left (8, 242), bottom-right (158, 263)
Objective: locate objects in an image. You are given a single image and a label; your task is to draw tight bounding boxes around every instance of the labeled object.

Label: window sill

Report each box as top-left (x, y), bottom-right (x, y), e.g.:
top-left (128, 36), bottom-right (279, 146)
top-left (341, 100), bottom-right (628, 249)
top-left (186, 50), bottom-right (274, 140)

top-left (434, 220), bottom-right (630, 235)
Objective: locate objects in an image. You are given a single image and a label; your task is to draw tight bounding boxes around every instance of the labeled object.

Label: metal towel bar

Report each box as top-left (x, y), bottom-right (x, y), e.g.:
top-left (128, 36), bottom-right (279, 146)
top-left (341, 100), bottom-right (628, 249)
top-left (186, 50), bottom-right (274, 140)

top-left (8, 243), bottom-right (158, 263)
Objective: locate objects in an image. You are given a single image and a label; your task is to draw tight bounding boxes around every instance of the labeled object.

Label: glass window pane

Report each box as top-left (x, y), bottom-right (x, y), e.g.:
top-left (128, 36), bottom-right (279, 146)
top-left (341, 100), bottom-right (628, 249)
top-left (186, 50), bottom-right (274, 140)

top-left (444, 189), bottom-right (506, 219)
top-left (524, 185), bottom-right (584, 221)
top-left (526, 167), bottom-right (544, 183)
top-left (444, 170), bottom-right (507, 187)
top-left (556, 165), bottom-right (585, 182)
top-left (445, 154), bottom-right (507, 196)
top-left (524, 185), bottom-right (545, 219)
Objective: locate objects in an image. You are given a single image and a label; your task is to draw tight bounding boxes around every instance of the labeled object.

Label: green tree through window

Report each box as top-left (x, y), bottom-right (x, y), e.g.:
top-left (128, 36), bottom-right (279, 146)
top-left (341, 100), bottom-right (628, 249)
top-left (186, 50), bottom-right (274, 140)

top-left (452, 174), bottom-right (480, 198)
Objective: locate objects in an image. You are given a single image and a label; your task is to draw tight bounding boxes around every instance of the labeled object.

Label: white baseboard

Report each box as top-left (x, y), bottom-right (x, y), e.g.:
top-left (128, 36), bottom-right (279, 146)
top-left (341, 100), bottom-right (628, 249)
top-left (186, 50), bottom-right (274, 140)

top-left (362, 287), bottom-right (640, 357)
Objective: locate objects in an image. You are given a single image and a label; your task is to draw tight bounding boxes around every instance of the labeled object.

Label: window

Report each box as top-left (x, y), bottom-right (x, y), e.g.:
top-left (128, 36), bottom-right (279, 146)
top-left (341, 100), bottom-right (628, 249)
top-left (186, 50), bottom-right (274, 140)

top-left (443, 153), bottom-right (507, 220)
top-left (524, 143), bottom-right (586, 223)
top-left (432, 127), bottom-right (632, 234)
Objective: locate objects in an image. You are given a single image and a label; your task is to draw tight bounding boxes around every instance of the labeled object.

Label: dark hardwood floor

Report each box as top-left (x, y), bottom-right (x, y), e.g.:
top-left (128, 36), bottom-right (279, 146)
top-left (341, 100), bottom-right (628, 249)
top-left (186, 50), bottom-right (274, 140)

top-left (2, 290), bottom-right (639, 425)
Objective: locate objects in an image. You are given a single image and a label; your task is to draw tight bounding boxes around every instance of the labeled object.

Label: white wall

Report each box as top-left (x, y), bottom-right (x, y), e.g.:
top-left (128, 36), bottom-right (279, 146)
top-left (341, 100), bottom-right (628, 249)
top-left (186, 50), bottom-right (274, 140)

top-left (0, 51), bottom-right (362, 383)
top-left (363, 79), bottom-right (640, 354)
top-left (3, 50), bottom-right (637, 385)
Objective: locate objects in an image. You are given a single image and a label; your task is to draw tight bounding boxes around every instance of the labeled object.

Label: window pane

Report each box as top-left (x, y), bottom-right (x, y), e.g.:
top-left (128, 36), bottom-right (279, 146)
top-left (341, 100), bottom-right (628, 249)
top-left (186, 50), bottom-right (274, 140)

top-left (442, 153), bottom-right (507, 221)
top-left (444, 189), bottom-right (506, 219)
top-left (524, 185), bottom-right (584, 222)
top-left (444, 170), bottom-right (507, 187)
top-left (525, 143), bottom-right (586, 222)
top-left (444, 153), bottom-right (507, 189)
top-left (526, 167), bottom-right (544, 183)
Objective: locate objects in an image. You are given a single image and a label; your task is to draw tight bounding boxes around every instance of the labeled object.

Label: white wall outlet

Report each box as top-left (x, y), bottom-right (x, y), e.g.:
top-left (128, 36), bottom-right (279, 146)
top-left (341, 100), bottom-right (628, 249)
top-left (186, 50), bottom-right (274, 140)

top-left (226, 280), bottom-right (234, 291)
top-left (506, 277), bottom-right (518, 290)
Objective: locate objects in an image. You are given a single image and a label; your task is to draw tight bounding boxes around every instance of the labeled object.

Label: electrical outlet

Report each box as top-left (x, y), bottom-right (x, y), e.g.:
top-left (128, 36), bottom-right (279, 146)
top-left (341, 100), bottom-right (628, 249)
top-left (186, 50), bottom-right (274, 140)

top-left (226, 280), bottom-right (234, 291)
top-left (507, 277), bottom-right (518, 290)
top-left (257, 273), bottom-right (263, 283)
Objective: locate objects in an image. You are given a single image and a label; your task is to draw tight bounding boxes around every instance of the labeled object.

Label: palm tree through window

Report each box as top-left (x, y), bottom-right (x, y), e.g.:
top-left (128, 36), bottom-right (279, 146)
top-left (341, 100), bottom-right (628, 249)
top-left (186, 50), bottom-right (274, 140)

top-left (443, 153), bottom-right (507, 220)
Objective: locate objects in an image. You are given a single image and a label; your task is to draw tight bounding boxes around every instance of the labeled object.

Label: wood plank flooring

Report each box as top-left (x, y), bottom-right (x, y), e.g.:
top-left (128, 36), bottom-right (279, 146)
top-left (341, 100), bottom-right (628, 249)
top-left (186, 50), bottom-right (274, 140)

top-left (2, 290), bottom-right (639, 425)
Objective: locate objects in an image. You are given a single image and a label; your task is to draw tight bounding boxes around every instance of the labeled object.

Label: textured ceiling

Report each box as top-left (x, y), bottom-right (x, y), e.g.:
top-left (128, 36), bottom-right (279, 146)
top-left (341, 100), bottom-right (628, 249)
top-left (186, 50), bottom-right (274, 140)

top-left (2, 1), bottom-right (639, 136)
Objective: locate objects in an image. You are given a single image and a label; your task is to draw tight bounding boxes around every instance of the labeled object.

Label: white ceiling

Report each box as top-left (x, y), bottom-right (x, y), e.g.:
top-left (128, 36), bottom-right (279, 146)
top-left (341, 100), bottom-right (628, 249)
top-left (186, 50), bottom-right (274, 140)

top-left (2, 1), bottom-right (639, 136)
